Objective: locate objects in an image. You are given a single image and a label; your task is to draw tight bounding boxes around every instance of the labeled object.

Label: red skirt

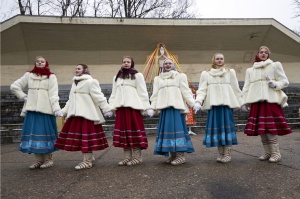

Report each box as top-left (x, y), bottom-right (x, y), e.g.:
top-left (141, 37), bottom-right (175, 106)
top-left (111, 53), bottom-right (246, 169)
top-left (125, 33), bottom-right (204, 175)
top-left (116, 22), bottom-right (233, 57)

top-left (244, 101), bottom-right (292, 136)
top-left (113, 107), bottom-right (148, 149)
top-left (54, 117), bottom-right (109, 153)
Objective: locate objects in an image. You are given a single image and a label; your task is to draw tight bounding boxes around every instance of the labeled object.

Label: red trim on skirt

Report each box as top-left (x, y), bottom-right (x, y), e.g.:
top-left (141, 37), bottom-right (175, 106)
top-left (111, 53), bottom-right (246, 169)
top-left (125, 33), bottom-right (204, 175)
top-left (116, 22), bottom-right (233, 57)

top-left (113, 107), bottom-right (148, 149)
top-left (54, 117), bottom-right (109, 152)
top-left (244, 101), bottom-right (292, 136)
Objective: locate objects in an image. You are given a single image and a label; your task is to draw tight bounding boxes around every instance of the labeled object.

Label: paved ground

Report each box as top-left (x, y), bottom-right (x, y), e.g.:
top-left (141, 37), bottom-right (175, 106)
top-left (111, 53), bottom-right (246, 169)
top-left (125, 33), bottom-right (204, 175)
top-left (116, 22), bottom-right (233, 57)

top-left (1, 131), bottom-right (300, 199)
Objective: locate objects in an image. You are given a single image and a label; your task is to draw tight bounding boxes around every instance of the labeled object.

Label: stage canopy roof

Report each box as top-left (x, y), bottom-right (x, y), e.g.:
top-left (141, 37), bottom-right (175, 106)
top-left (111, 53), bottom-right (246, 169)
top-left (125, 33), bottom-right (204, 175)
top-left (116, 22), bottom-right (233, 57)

top-left (1, 15), bottom-right (300, 65)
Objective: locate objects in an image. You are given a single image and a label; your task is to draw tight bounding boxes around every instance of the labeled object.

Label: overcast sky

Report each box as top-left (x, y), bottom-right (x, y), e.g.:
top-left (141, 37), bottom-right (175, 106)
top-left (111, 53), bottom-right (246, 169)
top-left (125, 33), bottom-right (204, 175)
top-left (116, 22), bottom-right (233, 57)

top-left (1, 0), bottom-right (299, 31)
top-left (196, 0), bottom-right (299, 31)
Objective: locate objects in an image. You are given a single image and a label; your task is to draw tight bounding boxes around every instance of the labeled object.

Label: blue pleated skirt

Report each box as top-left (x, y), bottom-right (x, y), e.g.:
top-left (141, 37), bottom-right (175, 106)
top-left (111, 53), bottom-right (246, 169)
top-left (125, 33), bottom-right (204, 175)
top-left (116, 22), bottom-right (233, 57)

top-left (19, 111), bottom-right (58, 154)
top-left (154, 107), bottom-right (195, 156)
top-left (203, 106), bottom-right (238, 148)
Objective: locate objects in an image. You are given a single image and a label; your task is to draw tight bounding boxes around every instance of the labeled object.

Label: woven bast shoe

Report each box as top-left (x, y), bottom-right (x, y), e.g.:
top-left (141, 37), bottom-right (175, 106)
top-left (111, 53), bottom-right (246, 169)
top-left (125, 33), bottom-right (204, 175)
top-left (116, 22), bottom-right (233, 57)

top-left (40, 161), bottom-right (54, 169)
top-left (118, 158), bottom-right (131, 166)
top-left (220, 146), bottom-right (232, 164)
top-left (29, 161), bottom-right (43, 169)
top-left (259, 153), bottom-right (271, 161)
top-left (170, 152), bottom-right (186, 166)
top-left (126, 148), bottom-right (142, 166)
top-left (126, 158), bottom-right (142, 166)
top-left (75, 161), bottom-right (92, 170)
top-left (165, 152), bottom-right (176, 164)
top-left (220, 155), bottom-right (232, 163)
top-left (118, 149), bottom-right (132, 166)
top-left (29, 154), bottom-right (44, 169)
top-left (269, 153), bottom-right (281, 163)
top-left (259, 140), bottom-right (271, 161)
top-left (40, 154), bottom-right (54, 169)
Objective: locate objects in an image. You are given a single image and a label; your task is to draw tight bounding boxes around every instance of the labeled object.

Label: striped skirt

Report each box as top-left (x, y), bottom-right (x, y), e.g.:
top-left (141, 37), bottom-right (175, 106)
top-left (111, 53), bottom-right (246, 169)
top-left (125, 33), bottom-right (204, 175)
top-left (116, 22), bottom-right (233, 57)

top-left (203, 106), bottom-right (238, 148)
top-left (113, 107), bottom-right (148, 149)
top-left (19, 111), bottom-right (58, 154)
top-left (244, 101), bottom-right (292, 136)
top-left (154, 107), bottom-right (195, 156)
top-left (54, 116), bottom-right (108, 153)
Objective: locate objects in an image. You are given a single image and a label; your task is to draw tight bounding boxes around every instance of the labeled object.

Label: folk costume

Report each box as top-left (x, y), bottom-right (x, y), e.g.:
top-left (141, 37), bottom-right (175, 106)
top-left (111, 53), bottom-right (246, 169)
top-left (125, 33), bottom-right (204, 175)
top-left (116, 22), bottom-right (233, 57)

top-left (150, 60), bottom-right (195, 166)
top-left (196, 67), bottom-right (244, 163)
top-left (54, 74), bottom-right (112, 170)
top-left (10, 60), bottom-right (61, 169)
top-left (243, 56), bottom-right (292, 163)
top-left (109, 62), bottom-right (152, 166)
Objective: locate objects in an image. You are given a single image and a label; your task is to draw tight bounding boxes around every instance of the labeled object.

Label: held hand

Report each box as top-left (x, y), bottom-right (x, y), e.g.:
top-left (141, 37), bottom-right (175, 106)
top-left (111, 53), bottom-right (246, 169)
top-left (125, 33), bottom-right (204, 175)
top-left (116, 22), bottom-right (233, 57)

top-left (241, 104), bottom-right (250, 112)
top-left (54, 110), bottom-right (64, 117)
top-left (193, 102), bottom-right (202, 114)
top-left (146, 109), bottom-right (154, 117)
top-left (266, 75), bottom-right (276, 88)
top-left (23, 96), bottom-right (28, 102)
top-left (104, 111), bottom-right (113, 118)
top-left (268, 80), bottom-right (276, 88)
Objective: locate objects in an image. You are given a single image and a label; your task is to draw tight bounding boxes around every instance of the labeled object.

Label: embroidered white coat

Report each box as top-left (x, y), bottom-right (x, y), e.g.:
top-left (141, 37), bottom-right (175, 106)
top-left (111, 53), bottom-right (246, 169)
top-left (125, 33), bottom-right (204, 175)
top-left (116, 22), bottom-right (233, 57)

top-left (196, 68), bottom-right (244, 110)
top-left (242, 59), bottom-right (289, 107)
top-left (62, 75), bottom-right (111, 124)
top-left (150, 71), bottom-right (195, 114)
top-left (10, 72), bottom-right (60, 116)
top-left (109, 73), bottom-right (151, 111)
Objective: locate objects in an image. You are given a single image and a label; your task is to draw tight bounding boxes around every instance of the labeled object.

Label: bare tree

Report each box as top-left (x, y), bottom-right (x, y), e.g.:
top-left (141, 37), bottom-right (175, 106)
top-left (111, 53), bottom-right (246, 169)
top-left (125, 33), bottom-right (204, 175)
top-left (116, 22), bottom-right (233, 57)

top-left (37, 0), bottom-right (52, 15)
top-left (293, 0), bottom-right (300, 18)
top-left (47, 0), bottom-right (88, 17)
top-left (292, 0), bottom-right (300, 35)
top-left (93, 0), bottom-right (198, 18)
top-left (17, 0), bottom-right (33, 15)
top-left (14, 0), bottom-right (198, 18)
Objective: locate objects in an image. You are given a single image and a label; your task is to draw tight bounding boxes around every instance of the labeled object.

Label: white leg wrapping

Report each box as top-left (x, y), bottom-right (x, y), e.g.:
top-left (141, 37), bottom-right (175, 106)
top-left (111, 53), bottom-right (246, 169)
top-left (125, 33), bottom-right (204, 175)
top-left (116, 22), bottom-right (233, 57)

top-left (170, 152), bottom-right (186, 166)
top-left (126, 148), bottom-right (142, 166)
top-left (118, 149), bottom-right (132, 166)
top-left (165, 152), bottom-right (176, 164)
top-left (29, 154), bottom-right (44, 169)
top-left (269, 139), bottom-right (281, 163)
top-left (220, 146), bottom-right (232, 163)
top-left (75, 153), bottom-right (93, 170)
top-left (259, 141), bottom-right (271, 161)
top-left (40, 154), bottom-right (54, 169)
top-left (217, 146), bottom-right (225, 162)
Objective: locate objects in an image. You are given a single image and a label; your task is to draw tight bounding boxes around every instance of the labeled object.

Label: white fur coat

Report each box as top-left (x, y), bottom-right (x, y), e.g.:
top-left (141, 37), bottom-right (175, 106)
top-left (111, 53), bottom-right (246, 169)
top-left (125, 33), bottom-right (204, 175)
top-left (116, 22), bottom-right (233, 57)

top-left (196, 68), bottom-right (244, 110)
top-left (109, 73), bottom-right (151, 111)
top-left (150, 71), bottom-right (195, 113)
top-left (62, 75), bottom-right (111, 124)
top-left (10, 72), bottom-right (60, 116)
top-left (242, 59), bottom-right (289, 107)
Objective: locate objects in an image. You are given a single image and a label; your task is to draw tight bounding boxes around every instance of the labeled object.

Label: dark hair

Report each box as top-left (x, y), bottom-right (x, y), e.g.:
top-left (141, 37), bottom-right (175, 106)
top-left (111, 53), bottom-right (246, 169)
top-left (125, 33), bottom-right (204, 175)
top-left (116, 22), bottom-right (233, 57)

top-left (115, 56), bottom-right (138, 81)
top-left (77, 64), bottom-right (90, 75)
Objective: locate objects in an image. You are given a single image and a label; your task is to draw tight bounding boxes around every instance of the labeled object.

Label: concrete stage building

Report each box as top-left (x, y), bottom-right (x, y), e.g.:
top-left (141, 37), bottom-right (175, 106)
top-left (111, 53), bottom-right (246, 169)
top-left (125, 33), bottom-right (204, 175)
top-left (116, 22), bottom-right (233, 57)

top-left (1, 15), bottom-right (300, 87)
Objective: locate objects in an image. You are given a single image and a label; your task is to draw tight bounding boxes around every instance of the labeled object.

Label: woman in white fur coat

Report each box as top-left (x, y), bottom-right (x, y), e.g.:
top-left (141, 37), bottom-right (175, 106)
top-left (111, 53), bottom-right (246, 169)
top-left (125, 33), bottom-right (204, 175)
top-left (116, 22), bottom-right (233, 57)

top-left (109, 56), bottom-right (154, 166)
top-left (54, 64), bottom-right (113, 170)
top-left (150, 58), bottom-right (196, 166)
top-left (195, 53), bottom-right (244, 163)
top-left (242, 46), bottom-right (292, 163)
top-left (10, 56), bottom-right (62, 169)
